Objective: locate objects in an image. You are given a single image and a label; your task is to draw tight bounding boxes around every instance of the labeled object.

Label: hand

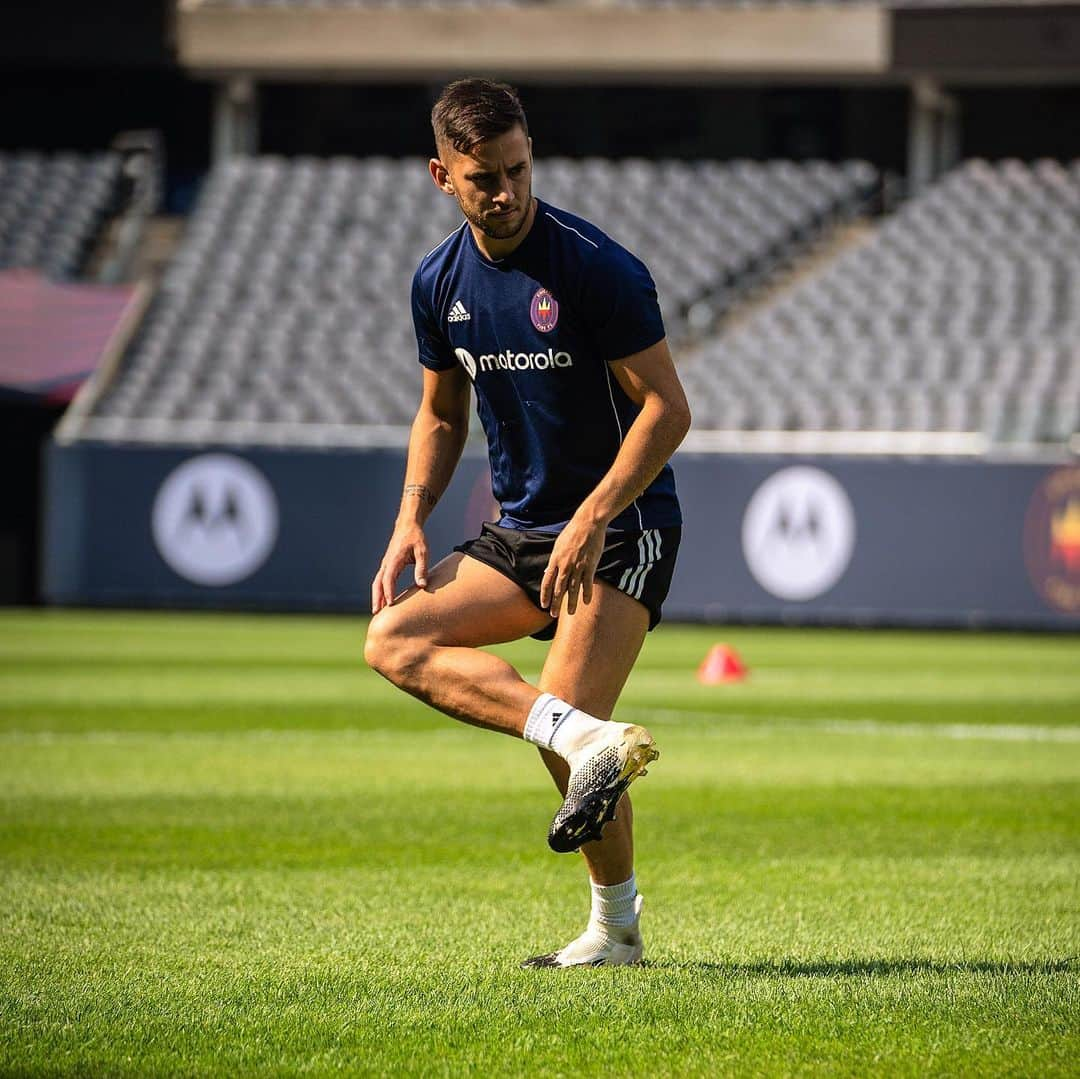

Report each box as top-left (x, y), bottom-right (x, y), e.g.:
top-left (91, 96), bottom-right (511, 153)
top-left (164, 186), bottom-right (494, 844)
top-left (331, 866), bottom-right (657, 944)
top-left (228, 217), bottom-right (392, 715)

top-left (539, 513), bottom-right (608, 617)
top-left (371, 522), bottom-right (429, 614)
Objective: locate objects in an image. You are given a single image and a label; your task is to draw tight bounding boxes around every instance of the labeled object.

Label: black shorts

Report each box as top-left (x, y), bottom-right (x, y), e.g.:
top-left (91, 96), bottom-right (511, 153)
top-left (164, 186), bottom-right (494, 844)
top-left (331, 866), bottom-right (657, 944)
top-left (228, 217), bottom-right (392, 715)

top-left (455, 522), bottom-right (681, 641)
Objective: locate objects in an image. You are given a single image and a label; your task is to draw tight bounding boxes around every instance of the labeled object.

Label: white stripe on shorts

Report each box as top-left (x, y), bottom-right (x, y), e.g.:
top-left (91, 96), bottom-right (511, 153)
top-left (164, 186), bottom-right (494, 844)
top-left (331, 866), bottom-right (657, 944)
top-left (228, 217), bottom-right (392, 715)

top-left (624, 533), bottom-right (649, 597)
top-left (633, 529), bottom-right (662, 599)
top-left (630, 532), bottom-right (650, 598)
top-left (619, 529), bottom-right (661, 601)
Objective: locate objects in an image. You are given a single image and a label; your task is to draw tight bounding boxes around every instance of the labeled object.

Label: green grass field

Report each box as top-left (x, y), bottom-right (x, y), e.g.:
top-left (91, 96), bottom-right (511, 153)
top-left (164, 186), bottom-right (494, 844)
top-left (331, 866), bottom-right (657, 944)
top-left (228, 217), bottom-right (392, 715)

top-left (1, 610), bottom-right (1078, 1076)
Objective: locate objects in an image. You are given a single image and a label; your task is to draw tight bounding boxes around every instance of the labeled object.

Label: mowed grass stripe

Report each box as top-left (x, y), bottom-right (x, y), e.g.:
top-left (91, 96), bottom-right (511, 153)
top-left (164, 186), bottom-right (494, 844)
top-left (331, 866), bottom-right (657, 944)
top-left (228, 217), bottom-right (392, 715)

top-left (3, 717), bottom-right (1080, 745)
top-left (3, 609), bottom-right (1079, 672)
top-left (0, 610), bottom-right (1078, 1076)
top-left (3, 610), bottom-right (1079, 730)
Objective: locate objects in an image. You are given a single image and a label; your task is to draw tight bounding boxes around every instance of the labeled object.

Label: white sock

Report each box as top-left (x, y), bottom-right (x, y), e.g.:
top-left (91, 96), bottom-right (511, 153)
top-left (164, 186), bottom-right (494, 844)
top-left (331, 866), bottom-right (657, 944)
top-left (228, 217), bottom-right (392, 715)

top-left (590, 874), bottom-right (638, 930)
top-left (523, 693), bottom-right (610, 758)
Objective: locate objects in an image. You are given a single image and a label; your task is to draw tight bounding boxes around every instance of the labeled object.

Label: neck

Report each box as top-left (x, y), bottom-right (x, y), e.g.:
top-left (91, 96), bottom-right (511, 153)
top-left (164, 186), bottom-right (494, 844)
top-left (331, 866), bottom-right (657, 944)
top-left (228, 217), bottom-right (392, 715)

top-left (470, 197), bottom-right (538, 261)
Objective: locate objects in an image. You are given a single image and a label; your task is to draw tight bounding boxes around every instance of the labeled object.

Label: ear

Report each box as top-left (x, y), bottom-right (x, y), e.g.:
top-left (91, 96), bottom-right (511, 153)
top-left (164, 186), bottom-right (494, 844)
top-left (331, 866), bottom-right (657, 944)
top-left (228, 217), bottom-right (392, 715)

top-left (429, 157), bottom-right (454, 195)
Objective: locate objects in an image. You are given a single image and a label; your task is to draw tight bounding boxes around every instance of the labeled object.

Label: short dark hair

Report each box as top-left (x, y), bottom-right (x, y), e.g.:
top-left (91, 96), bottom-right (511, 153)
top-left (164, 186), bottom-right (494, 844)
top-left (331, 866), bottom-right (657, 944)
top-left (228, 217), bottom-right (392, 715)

top-left (431, 78), bottom-right (528, 156)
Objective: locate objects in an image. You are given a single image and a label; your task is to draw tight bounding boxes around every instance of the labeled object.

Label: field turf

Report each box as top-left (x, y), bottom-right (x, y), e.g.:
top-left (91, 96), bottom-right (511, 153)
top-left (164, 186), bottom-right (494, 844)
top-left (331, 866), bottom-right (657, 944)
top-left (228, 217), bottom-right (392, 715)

top-left (1, 610), bottom-right (1078, 1076)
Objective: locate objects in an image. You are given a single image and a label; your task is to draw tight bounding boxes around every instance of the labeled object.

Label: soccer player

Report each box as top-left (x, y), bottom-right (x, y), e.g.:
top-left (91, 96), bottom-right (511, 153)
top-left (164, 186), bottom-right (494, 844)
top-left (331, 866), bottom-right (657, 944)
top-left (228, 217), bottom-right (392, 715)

top-left (364, 78), bottom-right (690, 968)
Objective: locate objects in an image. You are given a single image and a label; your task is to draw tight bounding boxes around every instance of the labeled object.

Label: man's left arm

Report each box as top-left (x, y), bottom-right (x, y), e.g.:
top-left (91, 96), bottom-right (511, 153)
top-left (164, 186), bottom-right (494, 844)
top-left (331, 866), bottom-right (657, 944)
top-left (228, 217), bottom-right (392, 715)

top-left (539, 337), bottom-right (691, 615)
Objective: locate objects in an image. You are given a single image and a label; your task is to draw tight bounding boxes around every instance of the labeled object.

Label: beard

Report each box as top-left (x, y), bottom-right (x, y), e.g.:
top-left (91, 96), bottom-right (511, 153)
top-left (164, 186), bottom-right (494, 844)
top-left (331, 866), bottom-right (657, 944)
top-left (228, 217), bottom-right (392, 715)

top-left (456, 189), bottom-right (533, 241)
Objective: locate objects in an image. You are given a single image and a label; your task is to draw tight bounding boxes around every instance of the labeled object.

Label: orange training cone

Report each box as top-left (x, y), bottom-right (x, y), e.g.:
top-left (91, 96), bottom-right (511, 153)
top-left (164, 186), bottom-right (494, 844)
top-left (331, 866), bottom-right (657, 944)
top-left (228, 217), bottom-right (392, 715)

top-left (697, 643), bottom-right (748, 685)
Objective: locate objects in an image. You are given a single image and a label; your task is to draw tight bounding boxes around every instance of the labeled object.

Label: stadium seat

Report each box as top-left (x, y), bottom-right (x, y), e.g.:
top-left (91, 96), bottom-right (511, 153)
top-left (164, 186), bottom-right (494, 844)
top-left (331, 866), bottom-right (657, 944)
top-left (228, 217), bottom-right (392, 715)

top-left (678, 158), bottom-right (1080, 445)
top-left (86, 155), bottom-right (874, 438)
top-left (0, 151), bottom-right (121, 279)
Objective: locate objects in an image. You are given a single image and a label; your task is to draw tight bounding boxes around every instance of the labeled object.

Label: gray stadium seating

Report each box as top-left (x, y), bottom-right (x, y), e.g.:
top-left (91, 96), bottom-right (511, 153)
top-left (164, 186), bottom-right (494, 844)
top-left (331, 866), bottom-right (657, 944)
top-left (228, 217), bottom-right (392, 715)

top-left (0, 151), bottom-right (121, 279)
top-left (84, 155), bottom-right (1078, 448)
top-left (678, 159), bottom-right (1080, 445)
top-left (87, 155), bottom-right (872, 438)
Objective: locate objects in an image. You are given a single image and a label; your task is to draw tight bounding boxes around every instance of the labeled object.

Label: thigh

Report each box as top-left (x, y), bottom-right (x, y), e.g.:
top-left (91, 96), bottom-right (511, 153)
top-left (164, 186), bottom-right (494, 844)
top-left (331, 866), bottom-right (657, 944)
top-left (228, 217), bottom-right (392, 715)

top-left (371, 551), bottom-right (552, 648)
top-left (538, 579), bottom-right (650, 719)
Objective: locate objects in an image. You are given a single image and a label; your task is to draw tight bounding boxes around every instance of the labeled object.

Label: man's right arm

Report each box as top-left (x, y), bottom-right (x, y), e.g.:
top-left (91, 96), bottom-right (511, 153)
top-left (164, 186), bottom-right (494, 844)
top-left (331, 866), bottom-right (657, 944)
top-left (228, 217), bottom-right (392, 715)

top-left (370, 365), bottom-right (471, 614)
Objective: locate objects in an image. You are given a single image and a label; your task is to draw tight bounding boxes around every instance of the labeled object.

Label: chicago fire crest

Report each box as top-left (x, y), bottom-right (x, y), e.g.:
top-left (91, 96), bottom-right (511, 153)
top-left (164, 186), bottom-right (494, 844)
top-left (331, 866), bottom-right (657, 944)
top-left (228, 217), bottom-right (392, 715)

top-left (1023, 465), bottom-right (1080, 613)
top-left (530, 288), bottom-right (559, 333)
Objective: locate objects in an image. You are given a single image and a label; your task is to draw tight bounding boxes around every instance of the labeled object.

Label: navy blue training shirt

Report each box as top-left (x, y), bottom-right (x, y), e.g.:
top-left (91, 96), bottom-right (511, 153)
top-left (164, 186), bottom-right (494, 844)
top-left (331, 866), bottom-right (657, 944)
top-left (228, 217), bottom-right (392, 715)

top-left (411, 198), bottom-right (682, 533)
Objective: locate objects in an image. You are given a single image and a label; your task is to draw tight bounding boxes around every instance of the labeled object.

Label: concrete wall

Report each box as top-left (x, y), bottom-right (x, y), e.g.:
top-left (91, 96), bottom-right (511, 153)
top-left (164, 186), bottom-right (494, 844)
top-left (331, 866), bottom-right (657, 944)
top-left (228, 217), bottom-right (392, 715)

top-left (177, 5), bottom-right (888, 80)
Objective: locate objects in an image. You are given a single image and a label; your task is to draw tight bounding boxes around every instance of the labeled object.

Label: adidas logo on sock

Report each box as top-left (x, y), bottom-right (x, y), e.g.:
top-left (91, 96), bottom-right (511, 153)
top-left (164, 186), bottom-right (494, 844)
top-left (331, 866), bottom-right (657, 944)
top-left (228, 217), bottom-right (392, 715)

top-left (448, 300), bottom-right (471, 323)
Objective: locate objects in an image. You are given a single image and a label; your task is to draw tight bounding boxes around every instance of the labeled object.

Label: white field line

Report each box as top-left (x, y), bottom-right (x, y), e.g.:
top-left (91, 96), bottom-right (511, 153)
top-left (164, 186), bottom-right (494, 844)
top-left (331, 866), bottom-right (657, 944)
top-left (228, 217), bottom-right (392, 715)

top-left (1, 717), bottom-right (1079, 745)
top-left (0, 727), bottom-right (435, 745)
top-left (621, 709), bottom-right (1080, 744)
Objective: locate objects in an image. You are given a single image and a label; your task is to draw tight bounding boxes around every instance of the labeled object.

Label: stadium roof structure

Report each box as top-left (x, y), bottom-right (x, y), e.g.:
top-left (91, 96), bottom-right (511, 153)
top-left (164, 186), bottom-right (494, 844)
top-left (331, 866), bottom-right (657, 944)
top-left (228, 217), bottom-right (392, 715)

top-left (176, 0), bottom-right (1080, 84)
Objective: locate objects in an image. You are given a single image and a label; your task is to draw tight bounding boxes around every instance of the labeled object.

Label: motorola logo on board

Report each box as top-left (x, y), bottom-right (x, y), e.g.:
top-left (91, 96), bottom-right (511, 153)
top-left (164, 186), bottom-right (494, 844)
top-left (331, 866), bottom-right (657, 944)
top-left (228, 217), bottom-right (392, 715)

top-left (742, 466), bottom-right (856, 602)
top-left (152, 454), bottom-right (279, 586)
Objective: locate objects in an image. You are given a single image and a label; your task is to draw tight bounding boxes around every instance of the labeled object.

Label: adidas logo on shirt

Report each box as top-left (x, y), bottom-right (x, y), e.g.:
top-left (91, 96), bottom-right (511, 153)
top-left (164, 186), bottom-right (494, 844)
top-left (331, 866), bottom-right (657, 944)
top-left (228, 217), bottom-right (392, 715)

top-left (447, 300), bottom-right (471, 323)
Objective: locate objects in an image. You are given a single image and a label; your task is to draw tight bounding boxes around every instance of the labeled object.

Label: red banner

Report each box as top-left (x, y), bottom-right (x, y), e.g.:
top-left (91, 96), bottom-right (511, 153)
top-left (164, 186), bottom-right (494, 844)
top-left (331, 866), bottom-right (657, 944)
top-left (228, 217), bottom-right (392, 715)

top-left (0, 269), bottom-right (140, 403)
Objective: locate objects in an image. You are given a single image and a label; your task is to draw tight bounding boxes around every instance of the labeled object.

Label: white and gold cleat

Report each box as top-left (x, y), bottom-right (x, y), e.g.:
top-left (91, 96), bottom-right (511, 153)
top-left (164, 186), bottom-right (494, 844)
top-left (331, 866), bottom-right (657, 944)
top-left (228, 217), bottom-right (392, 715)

top-left (547, 724), bottom-right (659, 854)
top-left (522, 895), bottom-right (645, 968)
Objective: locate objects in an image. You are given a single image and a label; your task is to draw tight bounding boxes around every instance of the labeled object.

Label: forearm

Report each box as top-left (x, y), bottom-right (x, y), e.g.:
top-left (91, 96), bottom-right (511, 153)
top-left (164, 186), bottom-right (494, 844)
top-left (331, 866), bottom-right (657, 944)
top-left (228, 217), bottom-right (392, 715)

top-left (397, 408), bottom-right (468, 527)
top-left (576, 398), bottom-right (690, 528)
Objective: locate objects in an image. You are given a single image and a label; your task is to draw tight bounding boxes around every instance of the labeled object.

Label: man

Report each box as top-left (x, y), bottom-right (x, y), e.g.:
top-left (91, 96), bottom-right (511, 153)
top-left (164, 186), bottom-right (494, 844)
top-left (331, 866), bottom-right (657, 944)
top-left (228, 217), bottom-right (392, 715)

top-left (364, 78), bottom-right (690, 968)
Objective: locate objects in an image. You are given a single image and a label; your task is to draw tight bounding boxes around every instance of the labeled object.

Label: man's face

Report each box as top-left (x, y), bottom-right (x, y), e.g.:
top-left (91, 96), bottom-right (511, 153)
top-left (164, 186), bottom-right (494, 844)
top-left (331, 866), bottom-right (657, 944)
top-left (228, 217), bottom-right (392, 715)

top-left (431, 125), bottom-right (533, 242)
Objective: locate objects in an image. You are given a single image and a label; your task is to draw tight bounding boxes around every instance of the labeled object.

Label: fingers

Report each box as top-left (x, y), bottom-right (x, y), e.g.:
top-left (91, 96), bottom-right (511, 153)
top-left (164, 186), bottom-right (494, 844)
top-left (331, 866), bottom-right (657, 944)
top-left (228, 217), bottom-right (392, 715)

top-left (414, 542), bottom-right (429, 590)
top-left (542, 560), bottom-right (595, 616)
top-left (540, 558), bottom-right (574, 611)
top-left (373, 551), bottom-right (406, 614)
top-left (579, 569), bottom-right (594, 609)
top-left (551, 565), bottom-right (570, 614)
top-left (382, 558), bottom-right (402, 607)
top-left (375, 569), bottom-right (398, 614)
top-left (561, 564), bottom-right (596, 616)
top-left (559, 565), bottom-right (579, 616)
top-left (539, 562), bottom-right (556, 611)
top-left (371, 533), bottom-right (431, 614)
top-left (564, 574), bottom-right (579, 616)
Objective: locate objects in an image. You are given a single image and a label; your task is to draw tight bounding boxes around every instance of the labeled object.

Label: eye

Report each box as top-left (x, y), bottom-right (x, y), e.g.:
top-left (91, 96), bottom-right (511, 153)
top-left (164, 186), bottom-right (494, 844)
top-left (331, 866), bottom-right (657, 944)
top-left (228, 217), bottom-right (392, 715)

top-left (509, 165), bottom-right (526, 177)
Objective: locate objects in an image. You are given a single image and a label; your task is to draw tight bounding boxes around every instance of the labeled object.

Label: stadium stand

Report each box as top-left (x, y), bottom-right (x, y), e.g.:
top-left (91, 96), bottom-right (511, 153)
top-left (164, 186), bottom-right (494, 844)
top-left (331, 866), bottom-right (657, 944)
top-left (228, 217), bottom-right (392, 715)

top-left (82, 155), bottom-right (873, 441)
top-left (540, 158), bottom-right (876, 320)
top-left (0, 152), bottom-right (121, 280)
top-left (678, 159), bottom-right (1080, 445)
top-left (73, 156), bottom-right (1079, 449)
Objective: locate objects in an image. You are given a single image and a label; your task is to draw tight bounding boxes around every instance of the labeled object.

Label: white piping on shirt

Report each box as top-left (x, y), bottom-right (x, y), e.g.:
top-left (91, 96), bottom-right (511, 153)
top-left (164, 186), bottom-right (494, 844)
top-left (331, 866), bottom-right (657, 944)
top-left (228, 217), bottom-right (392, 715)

top-left (547, 210), bottom-right (645, 528)
top-left (423, 222), bottom-right (467, 261)
top-left (603, 362), bottom-right (645, 530)
top-left (544, 211), bottom-right (600, 249)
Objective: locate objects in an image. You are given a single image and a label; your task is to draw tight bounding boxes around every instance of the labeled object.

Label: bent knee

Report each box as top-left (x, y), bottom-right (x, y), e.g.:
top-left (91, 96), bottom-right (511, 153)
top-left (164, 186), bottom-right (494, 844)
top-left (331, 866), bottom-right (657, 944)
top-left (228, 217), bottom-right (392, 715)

top-left (363, 613), bottom-right (427, 686)
top-left (362, 614), bottom-right (400, 677)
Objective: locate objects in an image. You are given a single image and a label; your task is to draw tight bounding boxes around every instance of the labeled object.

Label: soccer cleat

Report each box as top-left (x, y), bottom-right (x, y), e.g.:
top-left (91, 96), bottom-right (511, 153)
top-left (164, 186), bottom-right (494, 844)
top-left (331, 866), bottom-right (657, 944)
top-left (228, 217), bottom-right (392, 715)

top-left (522, 895), bottom-right (645, 968)
top-left (547, 723), bottom-right (659, 853)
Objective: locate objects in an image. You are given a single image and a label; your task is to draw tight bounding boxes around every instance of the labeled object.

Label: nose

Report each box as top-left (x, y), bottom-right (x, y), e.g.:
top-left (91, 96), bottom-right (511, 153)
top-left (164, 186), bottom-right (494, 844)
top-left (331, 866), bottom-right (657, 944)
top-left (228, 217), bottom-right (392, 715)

top-left (492, 174), bottom-right (514, 206)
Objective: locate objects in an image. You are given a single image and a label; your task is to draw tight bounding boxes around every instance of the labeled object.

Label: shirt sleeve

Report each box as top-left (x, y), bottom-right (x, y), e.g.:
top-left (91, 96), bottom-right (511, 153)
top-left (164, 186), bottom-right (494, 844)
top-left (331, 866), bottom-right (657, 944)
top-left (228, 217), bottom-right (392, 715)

top-left (578, 240), bottom-right (666, 364)
top-left (411, 267), bottom-right (457, 371)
